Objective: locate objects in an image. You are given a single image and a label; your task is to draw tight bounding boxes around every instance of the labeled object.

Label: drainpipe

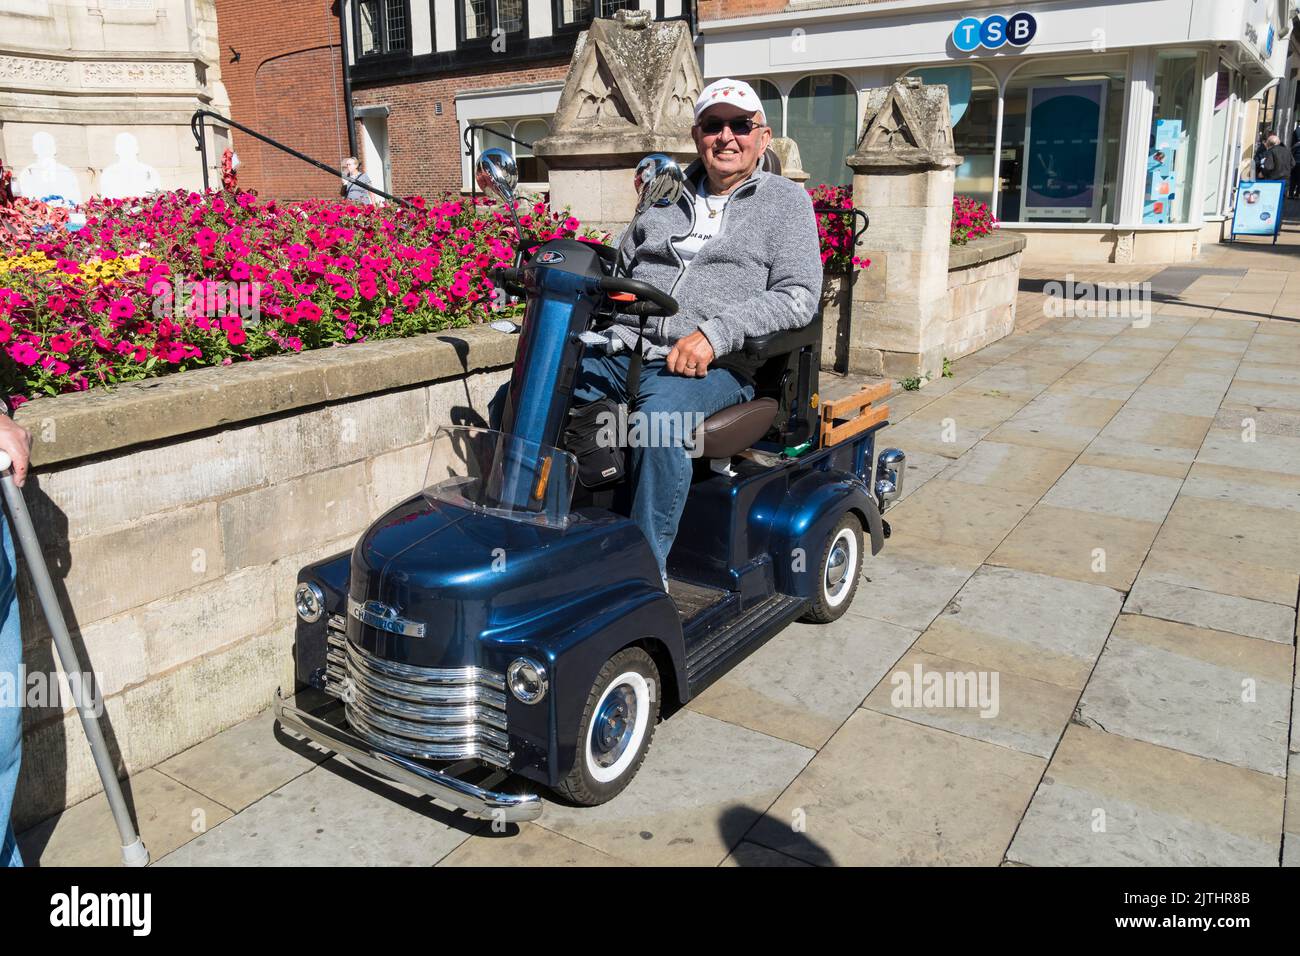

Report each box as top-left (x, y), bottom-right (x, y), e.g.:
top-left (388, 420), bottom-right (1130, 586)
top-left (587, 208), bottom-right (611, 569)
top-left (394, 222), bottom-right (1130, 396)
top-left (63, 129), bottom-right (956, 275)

top-left (338, 0), bottom-right (358, 158)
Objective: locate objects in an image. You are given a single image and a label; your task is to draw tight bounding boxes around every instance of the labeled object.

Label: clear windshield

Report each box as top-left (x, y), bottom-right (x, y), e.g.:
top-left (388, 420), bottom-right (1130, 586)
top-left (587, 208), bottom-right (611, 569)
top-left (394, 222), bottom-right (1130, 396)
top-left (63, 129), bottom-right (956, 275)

top-left (423, 425), bottom-right (578, 529)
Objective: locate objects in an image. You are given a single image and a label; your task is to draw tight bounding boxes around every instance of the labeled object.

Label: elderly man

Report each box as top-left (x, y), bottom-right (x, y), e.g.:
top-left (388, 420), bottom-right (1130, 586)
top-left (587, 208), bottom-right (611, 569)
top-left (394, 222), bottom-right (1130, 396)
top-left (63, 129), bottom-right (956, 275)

top-left (571, 77), bottom-right (823, 584)
top-left (0, 400), bottom-right (31, 866)
top-left (1258, 133), bottom-right (1294, 183)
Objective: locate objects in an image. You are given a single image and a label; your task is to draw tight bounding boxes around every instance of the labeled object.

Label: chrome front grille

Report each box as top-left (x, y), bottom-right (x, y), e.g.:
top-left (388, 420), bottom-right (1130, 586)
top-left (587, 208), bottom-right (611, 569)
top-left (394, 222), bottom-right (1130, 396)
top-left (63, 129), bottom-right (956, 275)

top-left (323, 618), bottom-right (510, 767)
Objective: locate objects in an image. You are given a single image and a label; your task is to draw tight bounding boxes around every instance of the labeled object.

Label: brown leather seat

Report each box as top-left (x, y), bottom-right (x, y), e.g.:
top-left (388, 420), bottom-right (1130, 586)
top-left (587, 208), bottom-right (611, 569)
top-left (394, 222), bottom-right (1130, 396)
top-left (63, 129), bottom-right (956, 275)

top-left (695, 398), bottom-right (778, 459)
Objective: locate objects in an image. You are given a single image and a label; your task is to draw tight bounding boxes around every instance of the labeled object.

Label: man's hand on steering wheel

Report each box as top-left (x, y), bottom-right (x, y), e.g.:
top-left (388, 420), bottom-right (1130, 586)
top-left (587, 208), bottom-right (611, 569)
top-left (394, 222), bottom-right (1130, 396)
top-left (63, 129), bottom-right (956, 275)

top-left (666, 330), bottom-right (715, 378)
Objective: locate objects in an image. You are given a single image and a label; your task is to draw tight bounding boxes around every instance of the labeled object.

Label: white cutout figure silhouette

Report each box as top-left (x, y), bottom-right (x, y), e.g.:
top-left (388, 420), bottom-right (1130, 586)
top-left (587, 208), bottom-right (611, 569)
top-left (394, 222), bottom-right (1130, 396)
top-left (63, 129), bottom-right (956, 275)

top-left (17, 132), bottom-right (82, 206)
top-left (100, 132), bottom-right (160, 199)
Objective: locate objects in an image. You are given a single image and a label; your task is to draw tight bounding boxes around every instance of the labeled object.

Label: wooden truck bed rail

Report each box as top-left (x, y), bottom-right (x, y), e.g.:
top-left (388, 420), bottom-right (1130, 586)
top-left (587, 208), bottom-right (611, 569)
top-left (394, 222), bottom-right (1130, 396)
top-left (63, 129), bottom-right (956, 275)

top-left (819, 381), bottom-right (892, 448)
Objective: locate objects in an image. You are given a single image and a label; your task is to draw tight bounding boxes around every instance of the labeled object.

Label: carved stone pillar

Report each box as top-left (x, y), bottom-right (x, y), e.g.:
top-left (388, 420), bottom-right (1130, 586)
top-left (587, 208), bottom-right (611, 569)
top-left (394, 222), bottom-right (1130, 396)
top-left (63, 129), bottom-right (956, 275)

top-left (533, 11), bottom-right (702, 234)
top-left (846, 79), bottom-right (961, 381)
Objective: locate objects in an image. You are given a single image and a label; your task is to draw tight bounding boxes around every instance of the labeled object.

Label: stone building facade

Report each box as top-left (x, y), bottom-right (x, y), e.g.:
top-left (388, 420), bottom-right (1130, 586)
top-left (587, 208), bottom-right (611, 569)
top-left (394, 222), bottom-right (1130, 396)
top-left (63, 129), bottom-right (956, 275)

top-left (0, 0), bottom-right (231, 201)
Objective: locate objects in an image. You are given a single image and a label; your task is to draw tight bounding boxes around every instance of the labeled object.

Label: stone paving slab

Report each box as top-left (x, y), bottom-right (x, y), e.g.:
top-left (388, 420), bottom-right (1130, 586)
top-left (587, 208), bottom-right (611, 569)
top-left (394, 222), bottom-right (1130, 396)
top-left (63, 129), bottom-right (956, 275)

top-left (747, 709), bottom-right (1044, 866)
top-left (863, 648), bottom-right (1078, 758)
top-left (1077, 614), bottom-right (1293, 776)
top-left (856, 537), bottom-right (986, 631)
top-left (1124, 574), bottom-right (1296, 645)
top-left (916, 566), bottom-right (1123, 691)
top-left (941, 440), bottom-right (1077, 497)
top-left (532, 711), bottom-right (813, 867)
top-left (1041, 462), bottom-right (1183, 523)
top-left (987, 504), bottom-right (1160, 591)
top-left (154, 706), bottom-right (329, 813)
top-left (155, 756), bottom-right (477, 866)
top-left (1008, 725), bottom-right (1284, 867)
top-left (687, 613), bottom-right (921, 750)
top-left (883, 479), bottom-right (1037, 558)
top-left (437, 823), bottom-right (621, 867)
top-left (19, 768), bottom-right (232, 867)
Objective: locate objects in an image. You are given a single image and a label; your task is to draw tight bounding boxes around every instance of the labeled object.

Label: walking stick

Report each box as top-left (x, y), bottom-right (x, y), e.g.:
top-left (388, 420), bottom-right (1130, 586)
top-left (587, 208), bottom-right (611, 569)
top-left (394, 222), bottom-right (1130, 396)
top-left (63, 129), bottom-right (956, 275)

top-left (0, 450), bottom-right (148, 866)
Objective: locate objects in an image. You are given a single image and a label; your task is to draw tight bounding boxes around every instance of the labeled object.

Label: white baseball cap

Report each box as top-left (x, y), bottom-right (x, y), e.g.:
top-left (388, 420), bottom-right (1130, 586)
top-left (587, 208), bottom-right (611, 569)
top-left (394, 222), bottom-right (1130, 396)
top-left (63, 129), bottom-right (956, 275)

top-left (694, 78), bottom-right (764, 124)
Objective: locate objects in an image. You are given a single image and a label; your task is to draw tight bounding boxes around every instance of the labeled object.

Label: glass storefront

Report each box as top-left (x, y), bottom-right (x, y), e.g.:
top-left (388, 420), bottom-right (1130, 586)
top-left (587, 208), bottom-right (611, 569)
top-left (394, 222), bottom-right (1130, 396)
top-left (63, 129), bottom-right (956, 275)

top-left (998, 55), bottom-right (1127, 224)
top-left (750, 78), bottom-right (785, 139)
top-left (788, 74), bottom-right (857, 188)
top-left (1146, 52), bottom-right (1203, 224)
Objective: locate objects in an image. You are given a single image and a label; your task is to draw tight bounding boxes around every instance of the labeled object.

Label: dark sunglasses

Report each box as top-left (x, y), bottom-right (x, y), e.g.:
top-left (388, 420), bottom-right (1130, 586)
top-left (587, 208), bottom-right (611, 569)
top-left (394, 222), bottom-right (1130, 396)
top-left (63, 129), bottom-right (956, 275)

top-left (698, 117), bottom-right (766, 137)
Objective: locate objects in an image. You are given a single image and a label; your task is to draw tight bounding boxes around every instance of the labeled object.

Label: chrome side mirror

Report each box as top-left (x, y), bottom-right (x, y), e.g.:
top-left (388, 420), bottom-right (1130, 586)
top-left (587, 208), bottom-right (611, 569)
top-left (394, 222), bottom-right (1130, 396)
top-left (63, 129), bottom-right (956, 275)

top-left (475, 148), bottom-right (518, 203)
top-left (632, 153), bottom-right (685, 215)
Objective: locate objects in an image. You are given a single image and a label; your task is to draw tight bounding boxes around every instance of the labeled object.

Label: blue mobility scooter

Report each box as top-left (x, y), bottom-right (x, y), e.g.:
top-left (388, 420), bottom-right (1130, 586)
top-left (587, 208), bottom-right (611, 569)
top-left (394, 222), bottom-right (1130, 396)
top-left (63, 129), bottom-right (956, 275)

top-left (274, 150), bottom-right (906, 821)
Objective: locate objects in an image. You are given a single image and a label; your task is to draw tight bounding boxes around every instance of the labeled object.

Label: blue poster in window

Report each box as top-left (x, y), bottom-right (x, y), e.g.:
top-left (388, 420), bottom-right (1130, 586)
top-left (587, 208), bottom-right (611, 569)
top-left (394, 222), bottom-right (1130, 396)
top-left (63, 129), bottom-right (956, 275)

top-left (1021, 82), bottom-right (1106, 218)
top-left (1231, 180), bottom-right (1285, 239)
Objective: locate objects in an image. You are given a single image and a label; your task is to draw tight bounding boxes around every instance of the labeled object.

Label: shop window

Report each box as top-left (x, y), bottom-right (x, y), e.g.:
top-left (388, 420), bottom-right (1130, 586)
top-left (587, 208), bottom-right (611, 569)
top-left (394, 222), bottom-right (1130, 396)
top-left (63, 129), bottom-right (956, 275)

top-left (907, 65), bottom-right (998, 207)
top-left (355, 0), bottom-right (410, 57)
top-left (1202, 65), bottom-right (1233, 217)
top-left (999, 55), bottom-right (1127, 224)
top-left (747, 78), bottom-right (785, 137)
top-left (461, 0), bottom-right (525, 43)
top-left (788, 74), bottom-right (857, 188)
top-left (1146, 52), bottom-right (1203, 224)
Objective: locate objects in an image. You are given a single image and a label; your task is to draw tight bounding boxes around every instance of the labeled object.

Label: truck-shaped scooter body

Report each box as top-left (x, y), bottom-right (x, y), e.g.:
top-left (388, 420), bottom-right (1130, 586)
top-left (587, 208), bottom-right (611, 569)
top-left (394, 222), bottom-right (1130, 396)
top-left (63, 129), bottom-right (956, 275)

top-left (275, 152), bottom-right (905, 821)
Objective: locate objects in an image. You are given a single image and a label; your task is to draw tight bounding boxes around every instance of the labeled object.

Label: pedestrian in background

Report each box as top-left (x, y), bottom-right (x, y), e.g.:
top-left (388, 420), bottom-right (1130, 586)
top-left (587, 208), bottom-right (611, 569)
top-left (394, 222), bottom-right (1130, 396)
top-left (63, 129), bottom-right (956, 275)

top-left (0, 398), bottom-right (32, 867)
top-left (1258, 133), bottom-right (1294, 183)
top-left (1288, 137), bottom-right (1300, 199)
top-left (340, 156), bottom-right (375, 205)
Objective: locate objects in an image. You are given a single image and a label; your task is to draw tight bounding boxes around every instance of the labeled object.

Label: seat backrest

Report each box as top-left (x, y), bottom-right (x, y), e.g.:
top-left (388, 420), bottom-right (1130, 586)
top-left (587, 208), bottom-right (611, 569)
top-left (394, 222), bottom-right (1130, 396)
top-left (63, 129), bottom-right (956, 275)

top-left (749, 320), bottom-right (821, 448)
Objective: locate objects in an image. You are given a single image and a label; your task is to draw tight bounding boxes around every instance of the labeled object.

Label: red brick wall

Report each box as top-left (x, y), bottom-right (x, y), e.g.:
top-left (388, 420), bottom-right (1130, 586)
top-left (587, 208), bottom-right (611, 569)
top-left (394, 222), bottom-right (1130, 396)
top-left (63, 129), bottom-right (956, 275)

top-left (696, 0), bottom-right (790, 20)
top-left (352, 60), bottom-right (572, 199)
top-left (215, 0), bottom-right (351, 200)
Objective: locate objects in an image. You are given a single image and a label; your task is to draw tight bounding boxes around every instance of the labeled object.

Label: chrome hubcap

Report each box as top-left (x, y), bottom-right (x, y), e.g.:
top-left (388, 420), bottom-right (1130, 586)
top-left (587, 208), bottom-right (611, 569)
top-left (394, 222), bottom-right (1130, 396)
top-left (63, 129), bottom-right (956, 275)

top-left (826, 544), bottom-right (849, 589)
top-left (591, 684), bottom-right (637, 769)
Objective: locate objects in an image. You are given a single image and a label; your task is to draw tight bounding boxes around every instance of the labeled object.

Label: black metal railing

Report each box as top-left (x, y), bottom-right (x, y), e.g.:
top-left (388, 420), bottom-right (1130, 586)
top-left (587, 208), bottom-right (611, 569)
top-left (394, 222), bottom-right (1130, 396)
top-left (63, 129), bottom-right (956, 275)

top-left (189, 109), bottom-right (412, 208)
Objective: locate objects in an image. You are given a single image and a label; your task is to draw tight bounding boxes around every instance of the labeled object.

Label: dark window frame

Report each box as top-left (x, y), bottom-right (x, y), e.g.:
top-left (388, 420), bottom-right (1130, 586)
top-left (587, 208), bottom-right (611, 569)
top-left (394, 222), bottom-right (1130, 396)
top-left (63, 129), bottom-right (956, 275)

top-left (552, 0), bottom-right (639, 33)
top-left (456, 0), bottom-right (530, 47)
top-left (352, 0), bottom-right (414, 60)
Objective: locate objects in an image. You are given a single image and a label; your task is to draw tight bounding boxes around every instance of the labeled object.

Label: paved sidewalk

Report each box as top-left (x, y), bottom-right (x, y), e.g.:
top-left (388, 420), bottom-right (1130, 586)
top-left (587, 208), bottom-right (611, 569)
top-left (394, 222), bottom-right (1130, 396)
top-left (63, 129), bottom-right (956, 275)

top-left (18, 230), bottom-right (1300, 867)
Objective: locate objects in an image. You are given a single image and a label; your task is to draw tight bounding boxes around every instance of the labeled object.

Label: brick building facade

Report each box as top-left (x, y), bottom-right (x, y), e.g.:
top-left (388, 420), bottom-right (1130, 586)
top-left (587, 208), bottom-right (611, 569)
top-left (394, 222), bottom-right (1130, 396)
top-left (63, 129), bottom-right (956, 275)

top-left (214, 0), bottom-right (353, 200)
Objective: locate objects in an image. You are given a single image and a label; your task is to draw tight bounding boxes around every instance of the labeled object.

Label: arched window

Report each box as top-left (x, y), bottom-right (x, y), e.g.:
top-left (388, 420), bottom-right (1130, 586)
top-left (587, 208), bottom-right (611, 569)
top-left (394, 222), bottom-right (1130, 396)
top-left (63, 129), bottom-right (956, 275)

top-left (748, 78), bottom-right (785, 138)
top-left (788, 74), bottom-right (856, 188)
top-left (906, 65), bottom-right (999, 206)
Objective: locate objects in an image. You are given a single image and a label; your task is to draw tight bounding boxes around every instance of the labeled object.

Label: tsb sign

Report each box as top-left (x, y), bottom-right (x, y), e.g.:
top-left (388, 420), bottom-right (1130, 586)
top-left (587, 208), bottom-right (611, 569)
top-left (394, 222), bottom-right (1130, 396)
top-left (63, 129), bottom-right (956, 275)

top-left (952, 12), bottom-right (1037, 52)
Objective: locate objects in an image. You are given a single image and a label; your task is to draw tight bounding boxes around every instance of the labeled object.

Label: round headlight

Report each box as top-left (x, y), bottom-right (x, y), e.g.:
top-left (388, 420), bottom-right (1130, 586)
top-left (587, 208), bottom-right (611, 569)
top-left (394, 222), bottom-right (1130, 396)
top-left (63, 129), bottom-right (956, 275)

top-left (508, 657), bottom-right (549, 705)
top-left (295, 582), bottom-right (325, 623)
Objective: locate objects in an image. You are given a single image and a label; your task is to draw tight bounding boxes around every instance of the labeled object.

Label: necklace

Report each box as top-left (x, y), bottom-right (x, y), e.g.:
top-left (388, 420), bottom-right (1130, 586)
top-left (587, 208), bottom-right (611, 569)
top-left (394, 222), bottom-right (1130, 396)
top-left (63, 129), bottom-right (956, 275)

top-left (703, 187), bottom-right (730, 219)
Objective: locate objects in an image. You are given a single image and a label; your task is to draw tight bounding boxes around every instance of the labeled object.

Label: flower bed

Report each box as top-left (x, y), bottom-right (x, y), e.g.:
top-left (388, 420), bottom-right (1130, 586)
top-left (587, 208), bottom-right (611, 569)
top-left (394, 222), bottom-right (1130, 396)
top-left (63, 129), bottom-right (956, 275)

top-left (1, 182), bottom-right (868, 405)
top-left (0, 190), bottom-right (599, 405)
top-left (950, 195), bottom-right (997, 246)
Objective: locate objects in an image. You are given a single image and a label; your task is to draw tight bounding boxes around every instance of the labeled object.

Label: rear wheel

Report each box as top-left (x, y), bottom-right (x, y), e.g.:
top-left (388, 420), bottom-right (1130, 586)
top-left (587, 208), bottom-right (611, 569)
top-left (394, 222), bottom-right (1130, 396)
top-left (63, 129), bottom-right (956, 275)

top-left (554, 647), bottom-right (660, 806)
top-left (802, 514), bottom-right (864, 623)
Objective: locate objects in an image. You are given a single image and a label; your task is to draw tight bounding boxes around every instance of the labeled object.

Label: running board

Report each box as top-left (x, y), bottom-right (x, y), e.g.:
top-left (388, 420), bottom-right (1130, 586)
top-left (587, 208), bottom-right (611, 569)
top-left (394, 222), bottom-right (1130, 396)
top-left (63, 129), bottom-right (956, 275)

top-left (684, 592), bottom-right (807, 696)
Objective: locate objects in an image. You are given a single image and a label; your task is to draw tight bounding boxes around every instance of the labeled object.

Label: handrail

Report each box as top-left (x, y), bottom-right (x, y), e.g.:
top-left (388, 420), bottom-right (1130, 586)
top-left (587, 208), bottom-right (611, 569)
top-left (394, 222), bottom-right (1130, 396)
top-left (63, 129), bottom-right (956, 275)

top-left (189, 109), bottom-right (412, 208)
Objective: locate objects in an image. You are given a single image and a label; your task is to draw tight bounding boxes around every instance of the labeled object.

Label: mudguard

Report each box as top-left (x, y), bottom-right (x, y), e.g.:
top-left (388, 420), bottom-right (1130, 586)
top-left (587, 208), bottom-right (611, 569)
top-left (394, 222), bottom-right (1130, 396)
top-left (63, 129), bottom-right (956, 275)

top-left (768, 468), bottom-right (884, 598)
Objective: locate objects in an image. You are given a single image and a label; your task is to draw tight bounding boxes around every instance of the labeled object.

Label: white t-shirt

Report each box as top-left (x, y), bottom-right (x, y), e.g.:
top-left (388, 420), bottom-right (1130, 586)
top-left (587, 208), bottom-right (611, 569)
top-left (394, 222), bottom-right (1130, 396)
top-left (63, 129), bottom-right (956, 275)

top-left (673, 181), bottom-right (730, 269)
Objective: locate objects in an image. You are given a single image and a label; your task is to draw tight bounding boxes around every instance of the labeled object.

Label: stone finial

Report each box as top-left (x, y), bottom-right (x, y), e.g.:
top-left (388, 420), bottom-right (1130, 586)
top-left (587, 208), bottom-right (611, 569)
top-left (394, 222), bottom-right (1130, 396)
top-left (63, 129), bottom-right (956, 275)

top-left (768, 137), bottom-right (809, 183)
top-left (847, 81), bottom-right (961, 171)
top-left (534, 17), bottom-right (702, 160)
top-left (613, 8), bottom-right (652, 28)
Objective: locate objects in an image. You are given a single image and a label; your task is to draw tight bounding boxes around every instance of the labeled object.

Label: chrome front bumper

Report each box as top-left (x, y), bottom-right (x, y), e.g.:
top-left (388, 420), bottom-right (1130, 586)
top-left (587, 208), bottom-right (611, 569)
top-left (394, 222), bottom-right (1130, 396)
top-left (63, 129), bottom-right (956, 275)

top-left (273, 689), bottom-right (543, 822)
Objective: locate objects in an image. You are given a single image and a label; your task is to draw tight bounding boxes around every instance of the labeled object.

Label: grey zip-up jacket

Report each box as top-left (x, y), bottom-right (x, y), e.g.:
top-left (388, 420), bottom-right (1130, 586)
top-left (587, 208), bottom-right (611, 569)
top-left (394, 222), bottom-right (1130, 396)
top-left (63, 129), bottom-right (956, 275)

top-left (608, 159), bottom-right (823, 365)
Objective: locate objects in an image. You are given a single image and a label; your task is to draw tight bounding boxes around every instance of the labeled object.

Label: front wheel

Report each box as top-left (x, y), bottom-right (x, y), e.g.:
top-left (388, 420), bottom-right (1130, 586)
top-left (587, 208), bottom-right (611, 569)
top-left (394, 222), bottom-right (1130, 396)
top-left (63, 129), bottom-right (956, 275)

top-left (553, 647), bottom-right (660, 806)
top-left (802, 514), bottom-right (864, 623)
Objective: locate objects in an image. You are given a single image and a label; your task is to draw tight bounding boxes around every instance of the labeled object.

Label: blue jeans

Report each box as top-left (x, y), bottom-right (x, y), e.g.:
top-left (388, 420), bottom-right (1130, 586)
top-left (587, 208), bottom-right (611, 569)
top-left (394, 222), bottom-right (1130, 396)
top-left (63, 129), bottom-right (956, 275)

top-left (0, 513), bottom-right (22, 866)
top-left (492, 353), bottom-right (753, 578)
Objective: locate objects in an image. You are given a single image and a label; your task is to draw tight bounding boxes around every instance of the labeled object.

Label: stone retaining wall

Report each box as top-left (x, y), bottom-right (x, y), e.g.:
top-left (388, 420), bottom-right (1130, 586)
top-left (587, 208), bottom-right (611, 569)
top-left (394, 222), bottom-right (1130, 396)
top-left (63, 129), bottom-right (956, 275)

top-left (944, 233), bottom-right (1027, 363)
top-left (11, 328), bottom-right (513, 829)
